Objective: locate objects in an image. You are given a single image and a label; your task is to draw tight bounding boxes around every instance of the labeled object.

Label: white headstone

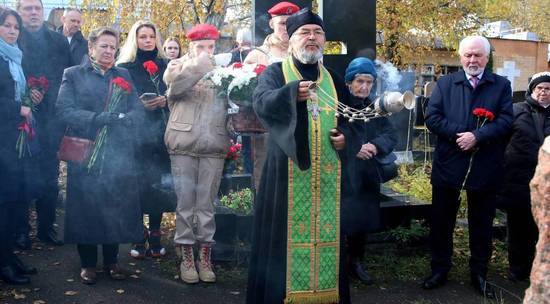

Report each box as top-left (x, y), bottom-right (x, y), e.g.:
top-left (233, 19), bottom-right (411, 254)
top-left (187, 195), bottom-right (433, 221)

top-left (496, 61), bottom-right (521, 92)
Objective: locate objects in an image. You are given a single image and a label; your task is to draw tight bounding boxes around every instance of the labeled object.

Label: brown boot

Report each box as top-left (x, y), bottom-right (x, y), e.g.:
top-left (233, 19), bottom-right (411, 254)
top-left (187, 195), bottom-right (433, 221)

top-left (179, 245), bottom-right (199, 284)
top-left (197, 243), bottom-right (216, 283)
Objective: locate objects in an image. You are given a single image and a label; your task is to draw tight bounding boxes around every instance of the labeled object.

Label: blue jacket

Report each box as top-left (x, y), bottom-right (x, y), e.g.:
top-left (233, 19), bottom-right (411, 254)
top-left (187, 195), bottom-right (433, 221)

top-left (425, 70), bottom-right (513, 191)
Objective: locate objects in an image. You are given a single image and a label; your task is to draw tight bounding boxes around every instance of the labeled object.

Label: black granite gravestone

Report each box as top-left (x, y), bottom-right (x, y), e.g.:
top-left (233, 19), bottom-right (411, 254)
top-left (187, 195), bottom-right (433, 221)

top-left (252, 0), bottom-right (376, 75)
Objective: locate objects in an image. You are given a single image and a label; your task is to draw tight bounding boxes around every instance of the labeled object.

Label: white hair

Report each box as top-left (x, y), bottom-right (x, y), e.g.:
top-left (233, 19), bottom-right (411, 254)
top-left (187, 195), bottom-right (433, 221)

top-left (458, 36), bottom-right (491, 56)
top-left (236, 28), bottom-right (252, 44)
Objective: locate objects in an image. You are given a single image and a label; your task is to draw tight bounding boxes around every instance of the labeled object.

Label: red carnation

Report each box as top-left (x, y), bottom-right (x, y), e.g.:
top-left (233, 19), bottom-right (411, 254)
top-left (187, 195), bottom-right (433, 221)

top-left (232, 62), bottom-right (243, 69)
top-left (253, 64), bottom-right (266, 75)
top-left (143, 60), bottom-right (159, 76)
top-left (17, 121), bottom-right (35, 140)
top-left (112, 77), bottom-right (132, 93)
top-left (485, 111), bottom-right (495, 121)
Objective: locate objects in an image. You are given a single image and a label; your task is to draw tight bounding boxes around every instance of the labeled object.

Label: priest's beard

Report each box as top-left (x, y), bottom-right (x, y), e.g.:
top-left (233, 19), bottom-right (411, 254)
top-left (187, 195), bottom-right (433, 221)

top-left (293, 47), bottom-right (323, 64)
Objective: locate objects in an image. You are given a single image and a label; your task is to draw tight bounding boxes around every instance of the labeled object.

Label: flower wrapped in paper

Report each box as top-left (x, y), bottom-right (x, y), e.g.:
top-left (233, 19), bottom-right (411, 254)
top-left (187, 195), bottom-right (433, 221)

top-left (208, 63), bottom-right (267, 134)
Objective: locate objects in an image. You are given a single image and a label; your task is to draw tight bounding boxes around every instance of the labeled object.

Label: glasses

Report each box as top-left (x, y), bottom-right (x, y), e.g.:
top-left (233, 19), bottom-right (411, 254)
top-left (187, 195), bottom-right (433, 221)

top-left (534, 86), bottom-right (550, 93)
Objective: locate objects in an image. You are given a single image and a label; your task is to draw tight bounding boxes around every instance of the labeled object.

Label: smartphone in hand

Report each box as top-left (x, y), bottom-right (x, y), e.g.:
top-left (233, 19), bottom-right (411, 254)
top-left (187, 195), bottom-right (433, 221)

top-left (140, 92), bottom-right (158, 103)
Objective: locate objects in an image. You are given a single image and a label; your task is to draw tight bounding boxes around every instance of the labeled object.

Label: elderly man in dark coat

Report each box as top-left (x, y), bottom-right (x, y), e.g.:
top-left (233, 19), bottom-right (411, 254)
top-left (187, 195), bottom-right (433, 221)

top-left (498, 71), bottom-right (550, 282)
top-left (422, 35), bottom-right (513, 298)
top-left (58, 8), bottom-right (88, 66)
top-left (15, 0), bottom-right (71, 248)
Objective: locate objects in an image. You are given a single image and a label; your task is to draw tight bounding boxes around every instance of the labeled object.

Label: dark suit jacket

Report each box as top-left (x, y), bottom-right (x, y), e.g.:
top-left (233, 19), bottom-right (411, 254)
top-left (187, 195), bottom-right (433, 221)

top-left (425, 70), bottom-right (513, 191)
top-left (19, 25), bottom-right (70, 118)
top-left (57, 28), bottom-right (88, 67)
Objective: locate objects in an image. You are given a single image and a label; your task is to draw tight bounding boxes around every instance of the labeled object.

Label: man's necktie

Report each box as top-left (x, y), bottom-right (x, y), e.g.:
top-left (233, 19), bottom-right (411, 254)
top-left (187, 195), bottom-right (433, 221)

top-left (471, 76), bottom-right (478, 89)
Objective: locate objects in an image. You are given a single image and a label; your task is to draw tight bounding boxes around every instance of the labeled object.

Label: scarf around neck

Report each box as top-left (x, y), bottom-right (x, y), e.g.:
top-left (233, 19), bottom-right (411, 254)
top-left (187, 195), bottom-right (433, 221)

top-left (0, 38), bottom-right (26, 103)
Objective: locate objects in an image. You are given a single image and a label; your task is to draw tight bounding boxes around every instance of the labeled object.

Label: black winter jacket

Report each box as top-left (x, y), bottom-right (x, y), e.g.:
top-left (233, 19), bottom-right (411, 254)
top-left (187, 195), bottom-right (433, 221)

top-left (499, 97), bottom-right (550, 207)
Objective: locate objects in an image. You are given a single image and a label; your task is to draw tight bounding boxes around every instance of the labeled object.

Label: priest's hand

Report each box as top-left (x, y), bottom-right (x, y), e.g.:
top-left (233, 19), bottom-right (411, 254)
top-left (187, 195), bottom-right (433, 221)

top-left (330, 129), bottom-right (345, 150)
top-left (456, 132), bottom-right (477, 151)
top-left (297, 81), bottom-right (313, 102)
top-left (357, 143), bottom-right (377, 160)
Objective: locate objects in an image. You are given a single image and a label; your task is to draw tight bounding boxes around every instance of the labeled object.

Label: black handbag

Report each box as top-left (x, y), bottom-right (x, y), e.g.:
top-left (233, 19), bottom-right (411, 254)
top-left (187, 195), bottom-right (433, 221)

top-left (374, 152), bottom-right (398, 183)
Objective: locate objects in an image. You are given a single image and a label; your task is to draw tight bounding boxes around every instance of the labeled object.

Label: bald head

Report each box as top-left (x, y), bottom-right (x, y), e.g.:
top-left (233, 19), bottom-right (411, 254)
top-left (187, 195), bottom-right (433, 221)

top-left (61, 8), bottom-right (82, 37)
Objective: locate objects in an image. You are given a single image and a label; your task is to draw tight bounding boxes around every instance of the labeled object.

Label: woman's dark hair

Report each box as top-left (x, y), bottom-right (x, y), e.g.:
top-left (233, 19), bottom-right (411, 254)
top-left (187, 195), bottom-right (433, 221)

top-left (88, 26), bottom-right (119, 46)
top-left (0, 7), bottom-right (23, 32)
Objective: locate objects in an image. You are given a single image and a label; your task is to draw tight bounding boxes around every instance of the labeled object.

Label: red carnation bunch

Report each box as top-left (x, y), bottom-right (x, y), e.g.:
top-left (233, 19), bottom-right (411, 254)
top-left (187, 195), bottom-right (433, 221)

top-left (472, 107), bottom-right (495, 128)
top-left (461, 107), bottom-right (497, 190)
top-left (143, 60), bottom-right (159, 76)
top-left (27, 76), bottom-right (49, 93)
top-left (231, 62), bottom-right (243, 69)
top-left (472, 108), bottom-right (495, 122)
top-left (225, 140), bottom-right (242, 160)
top-left (112, 77), bottom-right (132, 93)
top-left (88, 76), bottom-right (132, 173)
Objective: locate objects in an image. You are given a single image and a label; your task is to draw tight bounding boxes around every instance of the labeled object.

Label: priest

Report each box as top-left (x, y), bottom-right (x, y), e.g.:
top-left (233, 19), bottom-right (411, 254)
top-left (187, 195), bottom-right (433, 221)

top-left (246, 8), bottom-right (359, 304)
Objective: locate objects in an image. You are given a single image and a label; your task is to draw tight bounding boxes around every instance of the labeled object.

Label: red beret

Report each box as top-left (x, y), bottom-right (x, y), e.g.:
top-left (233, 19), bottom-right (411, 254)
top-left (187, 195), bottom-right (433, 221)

top-left (268, 1), bottom-right (300, 17)
top-left (186, 24), bottom-right (220, 41)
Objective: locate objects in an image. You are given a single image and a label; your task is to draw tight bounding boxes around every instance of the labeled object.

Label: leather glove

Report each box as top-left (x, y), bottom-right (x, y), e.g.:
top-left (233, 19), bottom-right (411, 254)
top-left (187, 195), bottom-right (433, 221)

top-left (93, 112), bottom-right (119, 127)
top-left (116, 113), bottom-right (133, 127)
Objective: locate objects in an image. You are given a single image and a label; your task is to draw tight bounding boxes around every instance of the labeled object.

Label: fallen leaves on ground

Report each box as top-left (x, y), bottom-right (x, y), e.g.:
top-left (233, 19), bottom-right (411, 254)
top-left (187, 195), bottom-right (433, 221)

top-left (64, 291), bottom-right (78, 296)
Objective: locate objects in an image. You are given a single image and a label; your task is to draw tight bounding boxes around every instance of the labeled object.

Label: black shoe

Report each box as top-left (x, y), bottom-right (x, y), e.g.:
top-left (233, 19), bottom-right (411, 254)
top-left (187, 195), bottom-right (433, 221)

top-left (508, 269), bottom-right (529, 282)
top-left (14, 234), bottom-right (32, 250)
top-left (421, 272), bottom-right (447, 289)
top-left (13, 256), bottom-right (37, 275)
top-left (37, 229), bottom-right (63, 246)
top-left (470, 274), bottom-right (496, 299)
top-left (351, 261), bottom-right (374, 285)
top-left (0, 265), bottom-right (30, 285)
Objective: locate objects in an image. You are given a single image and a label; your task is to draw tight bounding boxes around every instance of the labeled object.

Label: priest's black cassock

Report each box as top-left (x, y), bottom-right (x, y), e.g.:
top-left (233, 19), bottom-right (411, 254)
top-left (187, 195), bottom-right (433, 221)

top-left (246, 56), bottom-right (360, 304)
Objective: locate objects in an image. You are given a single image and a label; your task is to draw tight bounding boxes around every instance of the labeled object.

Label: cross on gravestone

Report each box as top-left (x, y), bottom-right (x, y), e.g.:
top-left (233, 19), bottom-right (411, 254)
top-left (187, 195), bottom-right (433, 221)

top-left (496, 61), bottom-right (521, 92)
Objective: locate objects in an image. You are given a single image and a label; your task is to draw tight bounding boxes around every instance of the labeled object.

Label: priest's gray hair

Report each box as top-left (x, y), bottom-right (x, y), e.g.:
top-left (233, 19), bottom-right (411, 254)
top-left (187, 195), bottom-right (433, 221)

top-left (458, 36), bottom-right (491, 56)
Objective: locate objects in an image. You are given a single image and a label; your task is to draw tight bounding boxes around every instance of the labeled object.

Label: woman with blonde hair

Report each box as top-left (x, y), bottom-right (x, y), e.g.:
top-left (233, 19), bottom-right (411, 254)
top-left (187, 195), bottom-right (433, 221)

top-left (163, 37), bottom-right (181, 60)
top-left (117, 20), bottom-right (174, 259)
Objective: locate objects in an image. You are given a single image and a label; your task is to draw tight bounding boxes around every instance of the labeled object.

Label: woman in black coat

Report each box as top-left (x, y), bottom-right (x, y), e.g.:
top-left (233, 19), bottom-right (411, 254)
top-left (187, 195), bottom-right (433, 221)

top-left (498, 72), bottom-right (550, 281)
top-left (116, 20), bottom-right (173, 259)
top-left (56, 26), bottom-right (144, 284)
top-left (341, 58), bottom-right (397, 284)
top-left (0, 8), bottom-right (36, 285)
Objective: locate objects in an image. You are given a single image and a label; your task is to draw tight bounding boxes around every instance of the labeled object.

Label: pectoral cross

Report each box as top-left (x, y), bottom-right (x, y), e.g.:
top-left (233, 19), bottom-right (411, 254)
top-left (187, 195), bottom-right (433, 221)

top-left (307, 82), bottom-right (320, 120)
top-left (307, 102), bottom-right (320, 120)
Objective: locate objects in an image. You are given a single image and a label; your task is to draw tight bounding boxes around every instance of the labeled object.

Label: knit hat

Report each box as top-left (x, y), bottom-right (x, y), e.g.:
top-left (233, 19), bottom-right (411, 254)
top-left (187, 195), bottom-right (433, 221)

top-left (528, 71), bottom-right (550, 94)
top-left (345, 57), bottom-right (377, 83)
top-left (286, 8), bottom-right (324, 38)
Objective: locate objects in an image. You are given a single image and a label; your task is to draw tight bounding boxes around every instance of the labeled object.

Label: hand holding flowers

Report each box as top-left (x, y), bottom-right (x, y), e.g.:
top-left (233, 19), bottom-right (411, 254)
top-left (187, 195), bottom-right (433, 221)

top-left (142, 60), bottom-right (168, 122)
top-left (15, 76), bottom-right (49, 158)
top-left (87, 76), bottom-right (132, 173)
top-left (460, 107), bottom-right (496, 190)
